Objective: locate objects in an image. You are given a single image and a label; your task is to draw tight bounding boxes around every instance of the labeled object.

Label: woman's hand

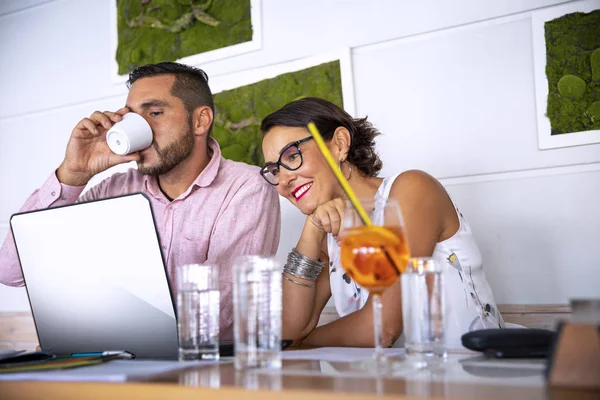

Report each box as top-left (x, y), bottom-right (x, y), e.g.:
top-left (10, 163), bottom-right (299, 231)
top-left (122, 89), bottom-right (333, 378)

top-left (308, 198), bottom-right (347, 240)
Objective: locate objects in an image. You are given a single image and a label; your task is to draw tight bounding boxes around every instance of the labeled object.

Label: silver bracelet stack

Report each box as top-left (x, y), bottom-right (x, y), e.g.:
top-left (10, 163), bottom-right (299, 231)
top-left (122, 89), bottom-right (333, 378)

top-left (282, 274), bottom-right (315, 289)
top-left (283, 247), bottom-right (324, 282)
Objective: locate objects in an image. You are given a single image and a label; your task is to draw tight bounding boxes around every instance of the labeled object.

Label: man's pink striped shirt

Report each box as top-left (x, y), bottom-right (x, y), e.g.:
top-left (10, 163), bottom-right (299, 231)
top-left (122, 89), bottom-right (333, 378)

top-left (0, 138), bottom-right (281, 340)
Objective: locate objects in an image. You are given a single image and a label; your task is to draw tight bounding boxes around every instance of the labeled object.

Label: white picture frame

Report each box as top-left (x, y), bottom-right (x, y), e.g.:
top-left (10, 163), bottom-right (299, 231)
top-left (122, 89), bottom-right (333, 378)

top-left (532, 0), bottom-right (600, 150)
top-left (108, 0), bottom-right (263, 86)
top-left (209, 47), bottom-right (356, 115)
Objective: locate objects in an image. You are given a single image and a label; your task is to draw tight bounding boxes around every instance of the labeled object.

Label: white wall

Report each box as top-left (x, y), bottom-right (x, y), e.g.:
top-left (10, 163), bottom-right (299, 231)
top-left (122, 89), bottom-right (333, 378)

top-left (1, 0), bottom-right (598, 311)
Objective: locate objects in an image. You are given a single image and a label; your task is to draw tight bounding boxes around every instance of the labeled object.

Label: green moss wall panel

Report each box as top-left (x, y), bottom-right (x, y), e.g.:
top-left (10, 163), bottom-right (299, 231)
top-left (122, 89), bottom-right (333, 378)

top-left (212, 61), bottom-right (343, 166)
top-left (545, 9), bottom-right (600, 135)
top-left (116, 0), bottom-right (252, 75)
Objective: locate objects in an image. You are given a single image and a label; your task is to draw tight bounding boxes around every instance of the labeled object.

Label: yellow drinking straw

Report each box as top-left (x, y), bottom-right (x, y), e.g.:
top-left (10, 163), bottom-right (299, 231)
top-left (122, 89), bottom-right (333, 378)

top-left (307, 122), bottom-right (373, 227)
top-left (307, 121), bottom-right (402, 275)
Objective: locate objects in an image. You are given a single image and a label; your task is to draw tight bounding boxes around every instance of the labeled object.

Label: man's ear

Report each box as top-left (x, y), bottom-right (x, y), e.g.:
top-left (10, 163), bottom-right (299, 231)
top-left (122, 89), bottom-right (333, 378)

top-left (192, 106), bottom-right (213, 137)
top-left (332, 126), bottom-right (351, 161)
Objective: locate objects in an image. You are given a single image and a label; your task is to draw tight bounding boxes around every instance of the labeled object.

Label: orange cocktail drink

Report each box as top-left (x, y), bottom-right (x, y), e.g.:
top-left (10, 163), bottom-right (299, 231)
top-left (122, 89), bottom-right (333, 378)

top-left (340, 225), bottom-right (410, 294)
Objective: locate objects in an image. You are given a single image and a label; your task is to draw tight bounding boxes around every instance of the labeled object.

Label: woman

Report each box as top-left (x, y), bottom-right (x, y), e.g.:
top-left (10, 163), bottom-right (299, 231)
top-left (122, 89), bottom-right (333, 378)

top-left (260, 97), bottom-right (504, 349)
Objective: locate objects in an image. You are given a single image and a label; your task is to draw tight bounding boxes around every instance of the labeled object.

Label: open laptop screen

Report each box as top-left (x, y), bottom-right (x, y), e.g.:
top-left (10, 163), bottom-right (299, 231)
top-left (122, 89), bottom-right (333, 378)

top-left (10, 193), bottom-right (178, 359)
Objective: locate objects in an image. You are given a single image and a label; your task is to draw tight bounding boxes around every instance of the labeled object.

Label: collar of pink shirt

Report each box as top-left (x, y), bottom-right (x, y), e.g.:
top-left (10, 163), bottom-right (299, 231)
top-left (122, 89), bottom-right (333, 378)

top-left (141, 137), bottom-right (222, 201)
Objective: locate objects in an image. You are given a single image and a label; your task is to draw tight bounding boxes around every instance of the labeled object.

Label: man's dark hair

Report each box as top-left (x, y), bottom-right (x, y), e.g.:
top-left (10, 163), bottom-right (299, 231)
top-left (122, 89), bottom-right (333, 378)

top-left (127, 62), bottom-right (215, 132)
top-left (261, 97), bottom-right (383, 177)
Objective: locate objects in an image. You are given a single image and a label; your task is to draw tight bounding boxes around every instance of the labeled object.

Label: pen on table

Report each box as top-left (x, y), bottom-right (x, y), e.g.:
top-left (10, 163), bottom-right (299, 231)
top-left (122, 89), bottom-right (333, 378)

top-left (70, 350), bottom-right (135, 359)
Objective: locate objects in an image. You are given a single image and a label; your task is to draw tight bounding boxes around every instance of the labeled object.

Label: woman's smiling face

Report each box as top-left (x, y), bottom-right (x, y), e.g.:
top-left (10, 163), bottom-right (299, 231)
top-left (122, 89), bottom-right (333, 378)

top-left (262, 126), bottom-right (341, 215)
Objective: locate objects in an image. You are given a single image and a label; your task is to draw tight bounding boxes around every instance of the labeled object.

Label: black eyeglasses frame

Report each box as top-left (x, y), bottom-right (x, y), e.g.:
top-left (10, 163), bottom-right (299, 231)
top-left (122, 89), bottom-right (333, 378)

top-left (260, 136), bottom-right (314, 186)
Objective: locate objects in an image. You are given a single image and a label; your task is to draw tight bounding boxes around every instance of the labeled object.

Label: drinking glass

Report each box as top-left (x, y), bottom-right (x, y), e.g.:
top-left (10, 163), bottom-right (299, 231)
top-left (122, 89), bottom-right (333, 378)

top-left (176, 263), bottom-right (220, 361)
top-left (233, 256), bottom-right (282, 370)
top-left (402, 257), bottom-right (446, 363)
top-left (339, 198), bottom-right (410, 365)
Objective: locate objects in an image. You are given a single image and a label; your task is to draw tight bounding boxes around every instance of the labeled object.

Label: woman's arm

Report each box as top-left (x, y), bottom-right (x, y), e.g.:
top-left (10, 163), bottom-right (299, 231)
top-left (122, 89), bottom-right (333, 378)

top-left (284, 259), bottom-right (332, 343)
top-left (302, 170), bottom-right (457, 348)
top-left (282, 197), bottom-right (348, 341)
top-left (282, 220), bottom-right (332, 341)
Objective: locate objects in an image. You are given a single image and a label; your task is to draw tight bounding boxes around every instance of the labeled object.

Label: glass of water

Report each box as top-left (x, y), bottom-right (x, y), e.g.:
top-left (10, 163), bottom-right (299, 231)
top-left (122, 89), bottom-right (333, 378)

top-left (401, 257), bottom-right (446, 363)
top-left (233, 256), bottom-right (282, 370)
top-left (176, 263), bottom-right (220, 361)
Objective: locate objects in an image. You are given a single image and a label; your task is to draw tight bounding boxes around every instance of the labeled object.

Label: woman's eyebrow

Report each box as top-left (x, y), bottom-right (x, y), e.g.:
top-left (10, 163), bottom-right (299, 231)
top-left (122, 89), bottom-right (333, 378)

top-left (278, 141), bottom-right (296, 156)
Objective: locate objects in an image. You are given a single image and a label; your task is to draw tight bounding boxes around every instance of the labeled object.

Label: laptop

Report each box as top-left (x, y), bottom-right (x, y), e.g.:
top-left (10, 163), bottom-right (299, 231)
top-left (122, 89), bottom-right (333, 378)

top-left (10, 193), bottom-right (179, 360)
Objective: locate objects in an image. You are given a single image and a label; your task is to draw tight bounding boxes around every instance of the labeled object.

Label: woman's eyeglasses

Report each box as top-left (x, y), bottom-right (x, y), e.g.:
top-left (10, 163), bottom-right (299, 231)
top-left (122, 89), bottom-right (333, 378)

top-left (260, 136), bottom-right (313, 186)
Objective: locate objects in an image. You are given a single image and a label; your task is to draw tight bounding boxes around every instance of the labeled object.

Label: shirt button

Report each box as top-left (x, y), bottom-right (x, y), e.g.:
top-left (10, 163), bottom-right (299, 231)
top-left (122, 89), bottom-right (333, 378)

top-left (51, 191), bottom-right (56, 196)
top-left (61, 196), bottom-right (67, 201)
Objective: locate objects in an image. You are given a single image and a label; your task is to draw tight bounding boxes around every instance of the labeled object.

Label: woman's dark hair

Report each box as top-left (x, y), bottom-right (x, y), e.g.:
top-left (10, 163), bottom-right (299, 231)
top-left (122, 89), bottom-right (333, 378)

top-left (261, 97), bottom-right (383, 177)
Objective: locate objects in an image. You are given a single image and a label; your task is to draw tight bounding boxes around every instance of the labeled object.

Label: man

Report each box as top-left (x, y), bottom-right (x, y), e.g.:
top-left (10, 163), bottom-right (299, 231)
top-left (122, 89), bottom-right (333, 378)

top-left (0, 62), bottom-right (281, 340)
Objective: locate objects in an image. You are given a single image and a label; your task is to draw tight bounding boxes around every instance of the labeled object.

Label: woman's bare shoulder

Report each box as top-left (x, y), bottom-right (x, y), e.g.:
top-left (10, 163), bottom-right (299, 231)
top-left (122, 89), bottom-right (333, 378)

top-left (389, 169), bottom-right (445, 199)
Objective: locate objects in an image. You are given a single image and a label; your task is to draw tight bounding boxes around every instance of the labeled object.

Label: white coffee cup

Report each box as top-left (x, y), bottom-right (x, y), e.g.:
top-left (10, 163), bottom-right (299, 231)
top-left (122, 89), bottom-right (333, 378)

top-left (106, 113), bottom-right (153, 155)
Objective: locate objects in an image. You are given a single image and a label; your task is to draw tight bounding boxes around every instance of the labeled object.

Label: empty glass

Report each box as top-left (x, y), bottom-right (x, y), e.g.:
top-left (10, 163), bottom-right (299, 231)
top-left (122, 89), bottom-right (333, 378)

top-left (233, 256), bottom-right (282, 370)
top-left (401, 257), bottom-right (447, 363)
top-left (176, 263), bottom-right (220, 361)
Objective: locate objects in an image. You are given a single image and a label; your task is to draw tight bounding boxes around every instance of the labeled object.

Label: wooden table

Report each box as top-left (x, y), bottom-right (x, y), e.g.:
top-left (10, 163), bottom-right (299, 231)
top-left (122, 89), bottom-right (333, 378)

top-left (0, 353), bottom-right (597, 400)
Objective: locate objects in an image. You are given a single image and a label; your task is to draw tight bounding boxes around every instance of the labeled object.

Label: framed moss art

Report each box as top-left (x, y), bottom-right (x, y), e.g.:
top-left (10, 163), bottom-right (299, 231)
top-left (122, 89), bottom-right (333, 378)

top-left (532, 1), bottom-right (600, 149)
top-left (109, 0), bottom-right (262, 84)
top-left (207, 48), bottom-right (355, 166)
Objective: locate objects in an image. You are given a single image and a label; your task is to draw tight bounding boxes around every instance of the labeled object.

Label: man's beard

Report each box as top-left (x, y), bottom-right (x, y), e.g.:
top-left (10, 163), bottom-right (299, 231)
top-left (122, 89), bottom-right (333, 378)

top-left (137, 121), bottom-right (195, 176)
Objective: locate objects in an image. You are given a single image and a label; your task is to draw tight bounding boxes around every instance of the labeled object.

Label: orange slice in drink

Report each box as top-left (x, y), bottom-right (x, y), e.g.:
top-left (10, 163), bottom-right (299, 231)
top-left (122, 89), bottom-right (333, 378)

top-left (340, 226), bottom-right (408, 291)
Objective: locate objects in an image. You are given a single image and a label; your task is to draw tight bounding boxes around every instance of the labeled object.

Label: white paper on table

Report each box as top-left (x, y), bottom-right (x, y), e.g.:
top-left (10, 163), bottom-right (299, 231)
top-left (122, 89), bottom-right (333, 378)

top-left (282, 347), bottom-right (406, 362)
top-left (0, 360), bottom-right (216, 382)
